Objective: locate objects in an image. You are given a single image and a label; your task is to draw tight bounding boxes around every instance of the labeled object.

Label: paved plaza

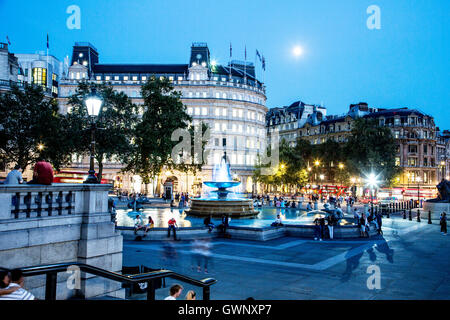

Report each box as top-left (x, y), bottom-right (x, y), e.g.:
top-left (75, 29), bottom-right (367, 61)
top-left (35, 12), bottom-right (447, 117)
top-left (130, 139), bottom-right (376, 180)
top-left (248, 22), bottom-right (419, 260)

top-left (123, 217), bottom-right (450, 300)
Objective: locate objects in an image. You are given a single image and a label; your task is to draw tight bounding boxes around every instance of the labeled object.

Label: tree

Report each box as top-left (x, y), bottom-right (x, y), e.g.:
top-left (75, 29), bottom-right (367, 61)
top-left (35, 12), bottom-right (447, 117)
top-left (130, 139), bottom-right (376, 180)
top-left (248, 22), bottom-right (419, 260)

top-left (0, 84), bottom-right (71, 171)
top-left (124, 76), bottom-right (192, 185)
top-left (344, 117), bottom-right (402, 185)
top-left (66, 81), bottom-right (139, 181)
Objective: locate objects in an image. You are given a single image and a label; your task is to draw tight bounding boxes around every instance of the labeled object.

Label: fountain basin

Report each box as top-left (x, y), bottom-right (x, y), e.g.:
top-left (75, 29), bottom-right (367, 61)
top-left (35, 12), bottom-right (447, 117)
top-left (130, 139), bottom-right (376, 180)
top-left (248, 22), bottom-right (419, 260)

top-left (187, 198), bottom-right (259, 218)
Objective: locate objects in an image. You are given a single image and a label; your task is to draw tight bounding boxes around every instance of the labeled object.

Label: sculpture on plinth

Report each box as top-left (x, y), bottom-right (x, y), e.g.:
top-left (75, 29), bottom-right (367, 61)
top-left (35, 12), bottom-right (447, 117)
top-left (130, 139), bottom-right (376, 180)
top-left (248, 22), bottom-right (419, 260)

top-left (427, 179), bottom-right (450, 203)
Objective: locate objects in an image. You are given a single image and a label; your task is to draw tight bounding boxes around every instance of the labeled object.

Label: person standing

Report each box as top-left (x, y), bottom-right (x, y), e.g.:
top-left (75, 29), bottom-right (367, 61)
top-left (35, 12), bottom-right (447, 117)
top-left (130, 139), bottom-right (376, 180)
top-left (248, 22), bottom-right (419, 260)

top-left (4, 165), bottom-right (23, 185)
top-left (168, 217), bottom-right (178, 240)
top-left (375, 211), bottom-right (383, 235)
top-left (313, 218), bottom-right (322, 241)
top-left (326, 215), bottom-right (335, 240)
top-left (440, 212), bottom-right (447, 235)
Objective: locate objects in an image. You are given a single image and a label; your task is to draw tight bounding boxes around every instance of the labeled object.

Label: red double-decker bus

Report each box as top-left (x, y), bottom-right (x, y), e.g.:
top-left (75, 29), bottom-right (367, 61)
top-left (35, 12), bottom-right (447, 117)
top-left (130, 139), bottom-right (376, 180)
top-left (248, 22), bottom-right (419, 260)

top-left (53, 170), bottom-right (112, 184)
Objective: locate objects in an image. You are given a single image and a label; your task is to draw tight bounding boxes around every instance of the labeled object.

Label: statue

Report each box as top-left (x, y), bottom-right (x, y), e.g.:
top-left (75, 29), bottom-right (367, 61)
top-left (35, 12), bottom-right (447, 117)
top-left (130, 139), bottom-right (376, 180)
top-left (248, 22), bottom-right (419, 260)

top-left (427, 179), bottom-right (450, 203)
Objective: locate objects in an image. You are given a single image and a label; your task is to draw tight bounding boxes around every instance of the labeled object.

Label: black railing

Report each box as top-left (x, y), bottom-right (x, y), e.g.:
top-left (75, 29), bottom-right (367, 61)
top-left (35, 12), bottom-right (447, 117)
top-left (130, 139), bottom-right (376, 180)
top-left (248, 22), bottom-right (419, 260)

top-left (0, 262), bottom-right (217, 300)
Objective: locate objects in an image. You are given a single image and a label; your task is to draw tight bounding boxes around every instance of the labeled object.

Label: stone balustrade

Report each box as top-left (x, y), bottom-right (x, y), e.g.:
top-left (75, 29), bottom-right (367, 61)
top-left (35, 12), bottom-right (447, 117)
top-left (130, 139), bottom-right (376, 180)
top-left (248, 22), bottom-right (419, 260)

top-left (0, 183), bottom-right (124, 299)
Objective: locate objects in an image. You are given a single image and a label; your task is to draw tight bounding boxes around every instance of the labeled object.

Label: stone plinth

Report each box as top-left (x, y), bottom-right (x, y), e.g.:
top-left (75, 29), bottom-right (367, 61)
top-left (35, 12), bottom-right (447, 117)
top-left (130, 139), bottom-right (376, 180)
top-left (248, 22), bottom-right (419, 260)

top-left (423, 201), bottom-right (450, 219)
top-left (0, 183), bottom-right (123, 300)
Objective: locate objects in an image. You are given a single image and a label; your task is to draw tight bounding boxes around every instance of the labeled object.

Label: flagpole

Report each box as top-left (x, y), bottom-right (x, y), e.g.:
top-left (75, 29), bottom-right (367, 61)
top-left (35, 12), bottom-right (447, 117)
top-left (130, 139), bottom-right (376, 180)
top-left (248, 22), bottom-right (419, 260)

top-left (229, 42), bottom-right (232, 80)
top-left (244, 45), bottom-right (247, 85)
top-left (46, 33), bottom-right (49, 91)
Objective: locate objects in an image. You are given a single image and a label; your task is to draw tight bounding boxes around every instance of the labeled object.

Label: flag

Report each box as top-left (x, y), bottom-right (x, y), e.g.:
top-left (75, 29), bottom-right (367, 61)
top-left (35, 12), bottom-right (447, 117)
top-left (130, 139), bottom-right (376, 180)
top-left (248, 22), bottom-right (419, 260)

top-left (262, 55), bottom-right (266, 71)
top-left (245, 46), bottom-right (247, 60)
top-left (6, 36), bottom-right (11, 45)
top-left (230, 43), bottom-right (232, 58)
top-left (256, 49), bottom-right (261, 62)
top-left (46, 33), bottom-right (49, 49)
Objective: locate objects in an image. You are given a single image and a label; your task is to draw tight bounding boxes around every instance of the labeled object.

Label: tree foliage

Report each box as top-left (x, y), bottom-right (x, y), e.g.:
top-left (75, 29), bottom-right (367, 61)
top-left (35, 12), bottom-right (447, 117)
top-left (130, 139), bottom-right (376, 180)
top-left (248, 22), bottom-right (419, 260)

top-left (66, 81), bottom-right (139, 181)
top-left (344, 118), bottom-right (401, 185)
top-left (123, 76), bottom-right (191, 184)
top-left (0, 84), bottom-right (72, 171)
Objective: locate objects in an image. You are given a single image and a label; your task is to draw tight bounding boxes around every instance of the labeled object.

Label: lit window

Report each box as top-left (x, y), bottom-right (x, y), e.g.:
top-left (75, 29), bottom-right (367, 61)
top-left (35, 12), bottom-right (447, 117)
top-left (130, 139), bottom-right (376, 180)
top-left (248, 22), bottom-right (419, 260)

top-left (141, 76), bottom-right (147, 81)
top-left (215, 92), bottom-right (220, 98)
top-left (222, 93), bottom-right (226, 99)
top-left (202, 92), bottom-right (207, 98)
top-left (202, 107), bottom-right (207, 115)
top-left (82, 61), bottom-right (88, 66)
top-left (238, 109), bottom-right (243, 118)
top-left (123, 76), bottom-right (129, 81)
top-left (222, 108), bottom-right (227, 116)
top-left (114, 76), bottom-right (119, 80)
top-left (232, 109), bottom-right (237, 117)
top-left (178, 76), bottom-right (183, 81)
top-left (195, 107), bottom-right (200, 115)
top-left (222, 123), bottom-right (227, 131)
top-left (215, 108), bottom-right (220, 116)
top-left (188, 92), bottom-right (193, 97)
top-left (215, 123), bottom-right (220, 131)
top-left (95, 75), bottom-right (101, 80)
top-left (132, 76), bottom-right (138, 81)
top-left (105, 76), bottom-right (110, 81)
top-left (169, 76), bottom-right (174, 81)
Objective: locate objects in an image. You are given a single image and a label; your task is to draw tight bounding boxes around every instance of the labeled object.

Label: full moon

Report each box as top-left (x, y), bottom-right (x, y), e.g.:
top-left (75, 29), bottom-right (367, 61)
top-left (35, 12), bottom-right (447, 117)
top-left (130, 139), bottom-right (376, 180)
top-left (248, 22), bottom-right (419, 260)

top-left (293, 46), bottom-right (303, 56)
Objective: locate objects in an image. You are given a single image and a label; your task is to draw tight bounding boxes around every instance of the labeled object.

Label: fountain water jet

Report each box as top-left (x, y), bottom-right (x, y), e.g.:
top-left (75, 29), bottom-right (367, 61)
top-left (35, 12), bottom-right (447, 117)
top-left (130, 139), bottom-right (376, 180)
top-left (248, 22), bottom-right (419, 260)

top-left (187, 152), bottom-right (259, 218)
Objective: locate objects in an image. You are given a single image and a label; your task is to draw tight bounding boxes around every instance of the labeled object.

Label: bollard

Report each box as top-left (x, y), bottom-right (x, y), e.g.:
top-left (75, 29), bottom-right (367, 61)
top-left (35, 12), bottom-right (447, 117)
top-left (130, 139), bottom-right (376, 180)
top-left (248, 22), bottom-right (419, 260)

top-left (428, 210), bottom-right (432, 224)
top-left (403, 209), bottom-right (406, 219)
top-left (417, 209), bottom-right (421, 222)
top-left (409, 209), bottom-right (412, 221)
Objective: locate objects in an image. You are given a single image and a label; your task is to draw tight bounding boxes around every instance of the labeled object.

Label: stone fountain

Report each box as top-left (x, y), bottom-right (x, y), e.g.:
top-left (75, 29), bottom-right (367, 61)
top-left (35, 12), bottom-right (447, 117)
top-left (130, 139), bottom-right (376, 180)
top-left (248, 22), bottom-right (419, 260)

top-left (187, 152), bottom-right (258, 218)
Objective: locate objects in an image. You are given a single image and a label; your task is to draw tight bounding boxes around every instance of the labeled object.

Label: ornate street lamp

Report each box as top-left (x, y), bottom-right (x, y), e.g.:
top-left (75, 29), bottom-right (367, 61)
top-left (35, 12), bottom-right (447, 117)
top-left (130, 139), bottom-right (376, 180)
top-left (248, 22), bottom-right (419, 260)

top-left (84, 88), bottom-right (103, 184)
top-left (416, 176), bottom-right (421, 208)
top-left (365, 172), bottom-right (380, 215)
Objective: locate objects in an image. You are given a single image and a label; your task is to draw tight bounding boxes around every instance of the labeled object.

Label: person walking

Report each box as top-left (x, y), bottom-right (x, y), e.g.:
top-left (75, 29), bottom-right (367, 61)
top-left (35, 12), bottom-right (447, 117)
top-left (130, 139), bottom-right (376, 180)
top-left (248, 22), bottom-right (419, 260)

top-left (4, 165), bottom-right (23, 185)
top-left (440, 212), bottom-right (447, 235)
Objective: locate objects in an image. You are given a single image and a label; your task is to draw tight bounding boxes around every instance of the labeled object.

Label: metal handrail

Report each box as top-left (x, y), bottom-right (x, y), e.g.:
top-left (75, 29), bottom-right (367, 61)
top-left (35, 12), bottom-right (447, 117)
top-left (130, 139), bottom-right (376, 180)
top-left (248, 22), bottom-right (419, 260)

top-left (1, 262), bottom-right (217, 300)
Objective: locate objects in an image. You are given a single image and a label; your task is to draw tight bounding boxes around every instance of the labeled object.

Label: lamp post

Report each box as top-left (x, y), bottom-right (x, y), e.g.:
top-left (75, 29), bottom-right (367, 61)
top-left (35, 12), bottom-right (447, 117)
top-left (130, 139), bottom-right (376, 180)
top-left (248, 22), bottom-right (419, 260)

top-left (84, 88), bottom-right (103, 184)
top-left (416, 176), bottom-right (421, 208)
top-left (365, 172), bottom-right (380, 215)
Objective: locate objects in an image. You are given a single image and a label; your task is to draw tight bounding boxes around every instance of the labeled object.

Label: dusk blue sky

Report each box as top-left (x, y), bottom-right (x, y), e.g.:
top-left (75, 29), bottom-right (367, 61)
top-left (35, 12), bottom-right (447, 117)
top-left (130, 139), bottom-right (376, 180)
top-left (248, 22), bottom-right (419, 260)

top-left (1, 0), bottom-right (449, 128)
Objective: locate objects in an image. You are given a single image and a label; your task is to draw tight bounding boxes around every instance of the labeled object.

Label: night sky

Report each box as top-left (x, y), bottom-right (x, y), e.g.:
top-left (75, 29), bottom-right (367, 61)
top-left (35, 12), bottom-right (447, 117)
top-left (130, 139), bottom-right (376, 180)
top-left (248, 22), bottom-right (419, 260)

top-left (1, 0), bottom-right (448, 128)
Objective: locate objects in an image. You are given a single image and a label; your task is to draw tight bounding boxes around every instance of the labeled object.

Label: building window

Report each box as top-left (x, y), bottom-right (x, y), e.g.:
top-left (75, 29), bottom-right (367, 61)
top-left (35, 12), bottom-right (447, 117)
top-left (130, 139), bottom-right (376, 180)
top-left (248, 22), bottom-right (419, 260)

top-left (408, 145), bottom-right (418, 153)
top-left (215, 108), bottom-right (220, 116)
top-left (32, 67), bottom-right (47, 86)
top-left (216, 92), bottom-right (220, 98)
top-left (222, 108), bottom-right (227, 116)
top-left (132, 76), bottom-right (138, 81)
top-left (202, 107), bottom-right (207, 115)
top-left (408, 158), bottom-right (417, 166)
top-left (114, 76), bottom-right (120, 80)
top-left (395, 157), bottom-right (400, 166)
top-left (105, 76), bottom-right (110, 81)
top-left (123, 76), bottom-right (129, 81)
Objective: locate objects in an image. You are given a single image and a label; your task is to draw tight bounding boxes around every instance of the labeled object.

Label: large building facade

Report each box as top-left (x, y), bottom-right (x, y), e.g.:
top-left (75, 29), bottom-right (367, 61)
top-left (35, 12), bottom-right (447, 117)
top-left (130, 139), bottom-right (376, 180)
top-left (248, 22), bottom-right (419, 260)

top-left (267, 101), bottom-right (449, 197)
top-left (58, 42), bottom-right (267, 195)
